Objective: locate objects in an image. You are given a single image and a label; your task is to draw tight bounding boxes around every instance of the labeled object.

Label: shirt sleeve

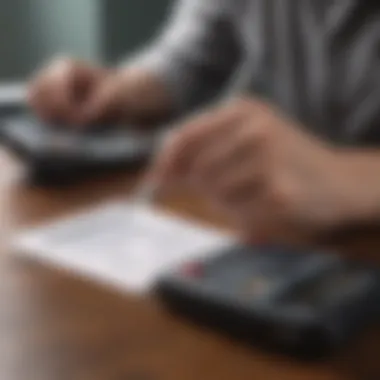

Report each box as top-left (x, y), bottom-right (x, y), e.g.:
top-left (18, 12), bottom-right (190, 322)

top-left (126, 0), bottom-right (242, 115)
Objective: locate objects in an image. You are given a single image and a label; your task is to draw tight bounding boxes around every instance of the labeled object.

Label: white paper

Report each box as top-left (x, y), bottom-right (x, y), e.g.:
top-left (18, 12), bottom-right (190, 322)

top-left (12, 201), bottom-right (233, 293)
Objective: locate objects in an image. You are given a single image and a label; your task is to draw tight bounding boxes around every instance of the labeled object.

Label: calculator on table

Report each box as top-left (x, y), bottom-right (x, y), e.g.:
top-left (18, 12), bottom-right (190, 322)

top-left (155, 245), bottom-right (380, 359)
top-left (0, 113), bottom-right (156, 185)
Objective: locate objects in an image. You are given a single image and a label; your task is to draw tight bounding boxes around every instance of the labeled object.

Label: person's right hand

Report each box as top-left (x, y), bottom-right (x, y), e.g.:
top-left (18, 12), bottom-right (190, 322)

top-left (28, 57), bottom-right (173, 126)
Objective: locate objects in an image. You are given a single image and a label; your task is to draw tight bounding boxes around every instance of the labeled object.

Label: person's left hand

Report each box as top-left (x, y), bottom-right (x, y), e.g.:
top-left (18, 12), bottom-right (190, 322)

top-left (151, 97), bottom-right (361, 244)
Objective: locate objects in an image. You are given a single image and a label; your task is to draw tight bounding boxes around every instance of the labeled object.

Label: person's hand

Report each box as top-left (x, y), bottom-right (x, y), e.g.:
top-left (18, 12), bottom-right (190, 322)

top-left (28, 57), bottom-right (173, 126)
top-left (151, 97), bottom-right (364, 244)
top-left (28, 57), bottom-right (108, 124)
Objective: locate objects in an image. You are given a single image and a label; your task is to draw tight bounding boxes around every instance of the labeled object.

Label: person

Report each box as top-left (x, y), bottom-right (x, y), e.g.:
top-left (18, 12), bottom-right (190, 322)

top-left (28, 0), bottom-right (380, 244)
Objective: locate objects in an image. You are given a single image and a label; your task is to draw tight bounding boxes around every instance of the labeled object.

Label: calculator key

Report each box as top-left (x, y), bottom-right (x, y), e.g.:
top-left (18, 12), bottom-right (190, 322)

top-left (180, 262), bottom-right (204, 278)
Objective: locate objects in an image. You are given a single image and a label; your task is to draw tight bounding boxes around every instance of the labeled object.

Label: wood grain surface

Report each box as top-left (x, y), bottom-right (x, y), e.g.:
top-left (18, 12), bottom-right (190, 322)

top-left (0, 151), bottom-right (379, 380)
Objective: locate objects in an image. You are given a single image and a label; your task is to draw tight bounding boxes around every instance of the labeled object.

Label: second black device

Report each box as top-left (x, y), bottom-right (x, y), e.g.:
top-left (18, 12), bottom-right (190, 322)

top-left (155, 245), bottom-right (380, 359)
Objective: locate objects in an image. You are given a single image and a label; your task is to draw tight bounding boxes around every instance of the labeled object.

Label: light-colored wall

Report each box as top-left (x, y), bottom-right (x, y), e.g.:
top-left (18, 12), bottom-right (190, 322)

top-left (27, 0), bottom-right (101, 65)
top-left (0, 0), bottom-right (101, 80)
top-left (0, 0), bottom-right (171, 80)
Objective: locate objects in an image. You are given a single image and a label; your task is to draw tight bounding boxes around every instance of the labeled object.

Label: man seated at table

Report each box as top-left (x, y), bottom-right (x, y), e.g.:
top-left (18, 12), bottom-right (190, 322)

top-left (28, 0), bottom-right (380, 244)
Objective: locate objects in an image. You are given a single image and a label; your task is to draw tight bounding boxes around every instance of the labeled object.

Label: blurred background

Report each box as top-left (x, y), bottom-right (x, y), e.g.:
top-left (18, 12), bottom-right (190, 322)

top-left (0, 0), bottom-right (172, 80)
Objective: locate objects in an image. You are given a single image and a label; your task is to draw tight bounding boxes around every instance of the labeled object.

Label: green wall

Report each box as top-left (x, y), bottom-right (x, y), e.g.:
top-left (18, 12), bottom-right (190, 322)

top-left (0, 0), bottom-right (34, 79)
top-left (101, 0), bottom-right (172, 64)
top-left (0, 0), bottom-right (171, 80)
top-left (27, 0), bottom-right (101, 64)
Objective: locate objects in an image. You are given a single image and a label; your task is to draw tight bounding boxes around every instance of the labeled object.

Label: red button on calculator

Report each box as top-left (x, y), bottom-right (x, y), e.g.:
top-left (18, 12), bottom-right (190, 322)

top-left (180, 262), bottom-right (204, 278)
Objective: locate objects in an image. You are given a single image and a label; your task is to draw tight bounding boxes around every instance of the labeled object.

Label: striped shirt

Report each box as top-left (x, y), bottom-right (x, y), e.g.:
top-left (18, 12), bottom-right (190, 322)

top-left (134, 0), bottom-right (380, 145)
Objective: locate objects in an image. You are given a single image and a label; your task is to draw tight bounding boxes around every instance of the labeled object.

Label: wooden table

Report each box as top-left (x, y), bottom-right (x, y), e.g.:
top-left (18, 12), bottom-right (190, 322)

top-left (0, 152), bottom-right (379, 380)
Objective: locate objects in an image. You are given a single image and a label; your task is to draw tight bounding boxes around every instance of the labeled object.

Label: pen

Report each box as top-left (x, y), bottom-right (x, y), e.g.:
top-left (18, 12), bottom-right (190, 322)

top-left (130, 129), bottom-right (170, 206)
top-left (132, 177), bottom-right (160, 205)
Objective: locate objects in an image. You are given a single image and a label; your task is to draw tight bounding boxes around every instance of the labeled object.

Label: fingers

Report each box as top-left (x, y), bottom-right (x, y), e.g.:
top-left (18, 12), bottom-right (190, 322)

top-left (28, 58), bottom-right (104, 125)
top-left (188, 122), bottom-right (264, 185)
top-left (152, 99), bottom-right (269, 188)
top-left (28, 58), bottom-right (71, 122)
top-left (151, 101), bottom-right (245, 183)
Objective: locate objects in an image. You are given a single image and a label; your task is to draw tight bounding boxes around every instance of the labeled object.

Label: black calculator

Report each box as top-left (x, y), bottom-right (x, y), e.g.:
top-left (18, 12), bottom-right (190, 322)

top-left (155, 245), bottom-right (380, 359)
top-left (0, 113), bottom-right (156, 185)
